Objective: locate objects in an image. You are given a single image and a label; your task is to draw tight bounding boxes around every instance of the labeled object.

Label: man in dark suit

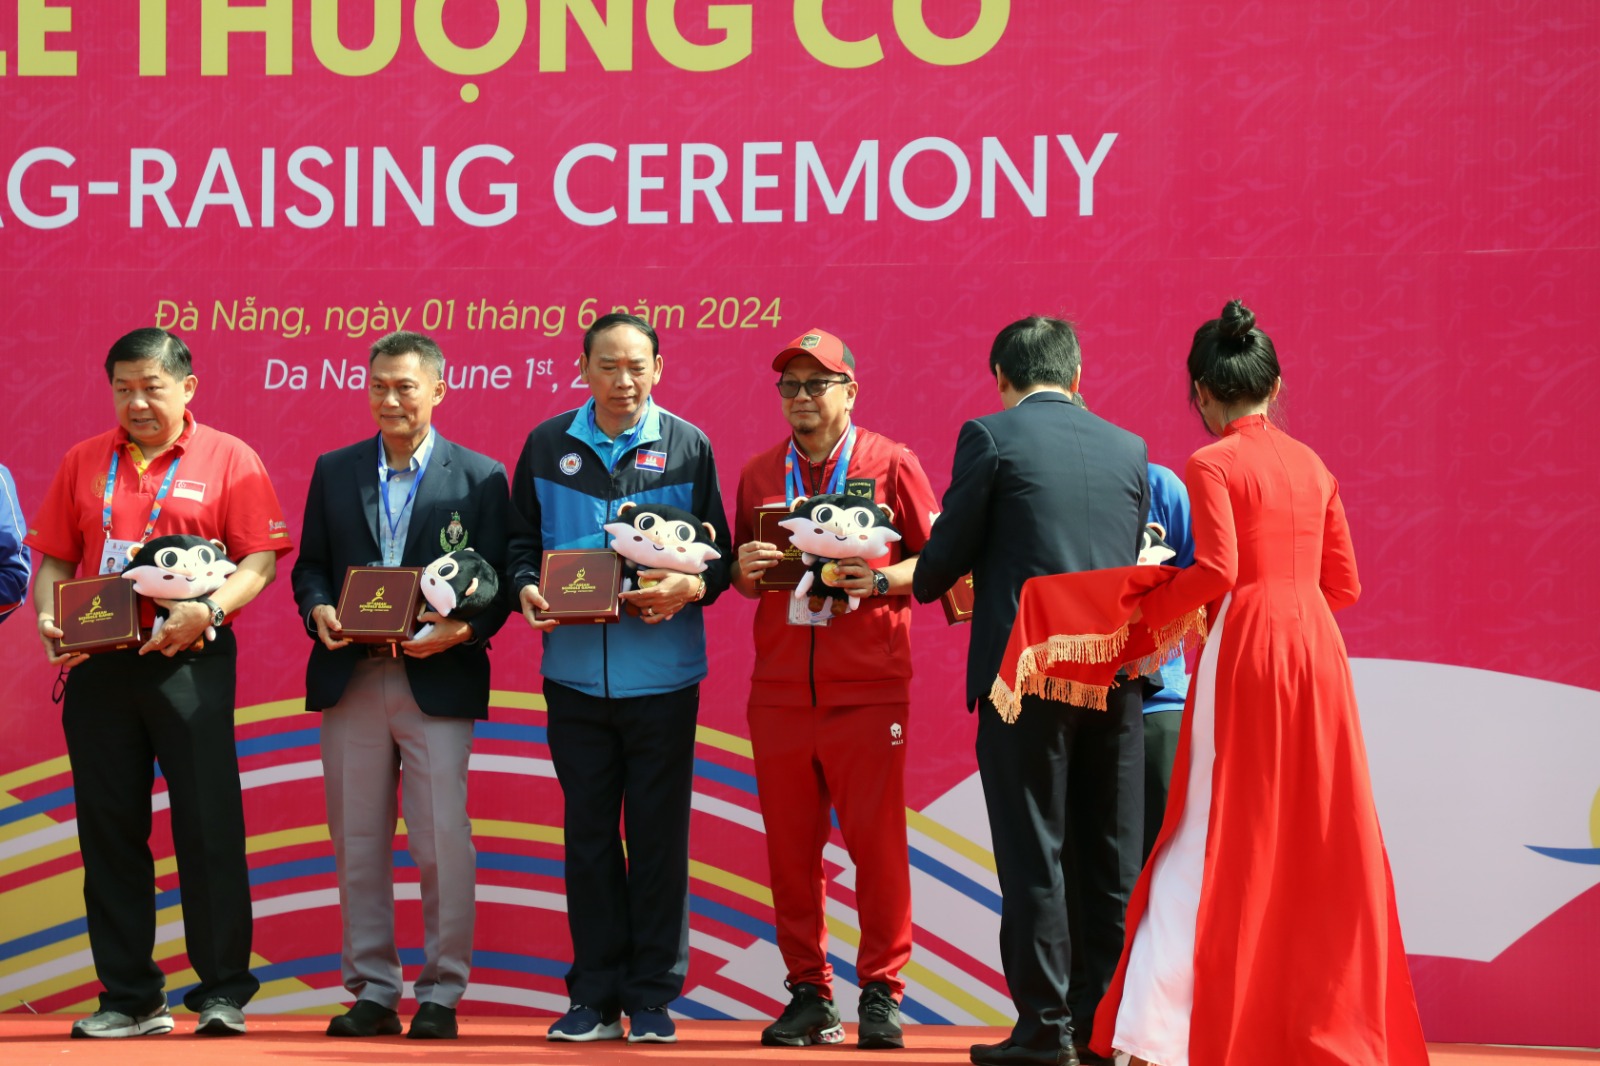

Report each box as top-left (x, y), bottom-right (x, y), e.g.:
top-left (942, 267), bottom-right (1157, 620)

top-left (913, 316), bottom-right (1149, 1066)
top-left (292, 331), bottom-right (512, 1041)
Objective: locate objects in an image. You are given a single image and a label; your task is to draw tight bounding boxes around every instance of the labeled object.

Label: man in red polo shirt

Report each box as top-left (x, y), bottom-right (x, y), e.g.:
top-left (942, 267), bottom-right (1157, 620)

top-left (731, 329), bottom-right (939, 1050)
top-left (28, 328), bottom-right (292, 1040)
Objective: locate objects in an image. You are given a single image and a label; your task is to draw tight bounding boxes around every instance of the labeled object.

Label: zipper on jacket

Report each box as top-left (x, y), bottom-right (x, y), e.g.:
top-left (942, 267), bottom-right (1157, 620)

top-left (808, 627), bottom-right (818, 706)
top-left (601, 462), bottom-right (619, 700)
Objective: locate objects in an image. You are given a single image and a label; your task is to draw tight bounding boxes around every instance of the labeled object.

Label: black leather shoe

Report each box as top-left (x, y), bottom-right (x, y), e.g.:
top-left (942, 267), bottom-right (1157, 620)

top-left (407, 1002), bottom-right (458, 1040)
top-left (969, 1039), bottom-right (1079, 1066)
top-left (326, 1000), bottom-right (401, 1037)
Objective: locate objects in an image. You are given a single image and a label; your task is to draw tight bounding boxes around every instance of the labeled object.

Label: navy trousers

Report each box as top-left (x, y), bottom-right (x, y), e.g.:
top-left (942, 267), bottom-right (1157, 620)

top-left (543, 679), bottom-right (700, 1013)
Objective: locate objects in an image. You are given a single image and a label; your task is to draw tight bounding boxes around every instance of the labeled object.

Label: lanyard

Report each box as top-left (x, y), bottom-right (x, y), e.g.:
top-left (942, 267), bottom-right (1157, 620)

top-left (379, 461), bottom-right (426, 566)
top-left (785, 424), bottom-right (855, 506)
top-left (103, 448), bottom-right (181, 542)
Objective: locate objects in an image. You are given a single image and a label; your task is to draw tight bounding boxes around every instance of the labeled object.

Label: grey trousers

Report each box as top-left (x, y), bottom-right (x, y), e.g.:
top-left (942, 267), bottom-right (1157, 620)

top-left (320, 657), bottom-right (476, 1009)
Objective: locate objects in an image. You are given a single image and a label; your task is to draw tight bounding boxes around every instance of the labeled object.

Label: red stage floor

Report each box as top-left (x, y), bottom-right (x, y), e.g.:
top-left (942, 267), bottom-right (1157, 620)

top-left (0, 1017), bottom-right (1595, 1065)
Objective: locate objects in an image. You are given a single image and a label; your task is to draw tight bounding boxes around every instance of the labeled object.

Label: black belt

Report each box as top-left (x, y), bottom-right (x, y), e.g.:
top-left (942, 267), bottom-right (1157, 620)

top-left (362, 643), bottom-right (403, 659)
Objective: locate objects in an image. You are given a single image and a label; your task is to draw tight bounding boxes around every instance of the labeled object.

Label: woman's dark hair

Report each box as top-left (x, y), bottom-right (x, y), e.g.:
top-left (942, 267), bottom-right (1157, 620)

top-left (584, 312), bottom-right (659, 357)
top-left (989, 315), bottom-right (1080, 391)
top-left (104, 327), bottom-right (192, 382)
top-left (1186, 299), bottom-right (1279, 433)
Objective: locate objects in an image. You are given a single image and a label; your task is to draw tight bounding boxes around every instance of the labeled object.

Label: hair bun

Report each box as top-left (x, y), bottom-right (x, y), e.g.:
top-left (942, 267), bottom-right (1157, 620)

top-left (1218, 299), bottom-right (1256, 342)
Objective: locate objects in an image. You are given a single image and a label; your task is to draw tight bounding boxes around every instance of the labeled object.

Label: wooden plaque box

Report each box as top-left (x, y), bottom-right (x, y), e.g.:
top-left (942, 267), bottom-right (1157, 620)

top-left (755, 508), bottom-right (808, 590)
top-left (54, 575), bottom-right (141, 655)
top-left (335, 566), bottom-right (425, 644)
top-left (942, 572), bottom-right (976, 625)
top-left (535, 549), bottom-right (622, 623)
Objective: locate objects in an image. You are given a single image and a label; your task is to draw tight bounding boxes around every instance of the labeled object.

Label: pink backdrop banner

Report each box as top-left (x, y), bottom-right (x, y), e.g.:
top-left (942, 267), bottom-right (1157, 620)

top-left (1, 0), bottom-right (1597, 1046)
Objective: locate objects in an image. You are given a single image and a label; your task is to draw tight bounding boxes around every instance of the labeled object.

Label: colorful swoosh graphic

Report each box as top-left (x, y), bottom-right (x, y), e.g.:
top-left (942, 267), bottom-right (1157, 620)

top-left (0, 692), bottom-right (1011, 1022)
top-left (1526, 785), bottom-right (1600, 865)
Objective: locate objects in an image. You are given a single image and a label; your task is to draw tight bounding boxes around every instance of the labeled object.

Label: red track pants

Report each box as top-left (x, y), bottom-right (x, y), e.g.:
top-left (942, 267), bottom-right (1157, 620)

top-left (748, 700), bottom-right (913, 1000)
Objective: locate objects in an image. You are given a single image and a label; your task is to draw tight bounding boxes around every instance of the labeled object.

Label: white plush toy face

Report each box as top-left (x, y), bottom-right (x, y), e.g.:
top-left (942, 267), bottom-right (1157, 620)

top-left (604, 510), bottom-right (721, 573)
top-left (780, 501), bottom-right (902, 560)
top-left (601, 508), bottom-right (723, 573)
top-left (122, 541), bottom-right (236, 598)
top-left (421, 553), bottom-right (471, 615)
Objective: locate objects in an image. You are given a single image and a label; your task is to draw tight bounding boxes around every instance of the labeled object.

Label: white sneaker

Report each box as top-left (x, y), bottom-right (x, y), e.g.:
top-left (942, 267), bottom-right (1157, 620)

top-left (70, 1005), bottom-right (175, 1038)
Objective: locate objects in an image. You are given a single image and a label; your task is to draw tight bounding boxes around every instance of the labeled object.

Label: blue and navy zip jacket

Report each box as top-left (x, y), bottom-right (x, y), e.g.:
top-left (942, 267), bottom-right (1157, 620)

top-left (507, 398), bottom-right (732, 698)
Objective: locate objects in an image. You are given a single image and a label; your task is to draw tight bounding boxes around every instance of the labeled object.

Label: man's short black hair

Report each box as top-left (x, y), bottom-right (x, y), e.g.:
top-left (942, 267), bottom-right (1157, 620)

top-left (104, 328), bottom-right (192, 382)
top-left (989, 316), bottom-right (1080, 391)
top-left (585, 313), bottom-right (659, 358)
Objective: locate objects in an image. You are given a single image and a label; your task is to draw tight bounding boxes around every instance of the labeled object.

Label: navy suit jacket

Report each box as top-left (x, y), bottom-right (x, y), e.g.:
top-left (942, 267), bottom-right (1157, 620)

top-left (291, 432), bottom-right (513, 719)
top-left (913, 391), bottom-right (1150, 710)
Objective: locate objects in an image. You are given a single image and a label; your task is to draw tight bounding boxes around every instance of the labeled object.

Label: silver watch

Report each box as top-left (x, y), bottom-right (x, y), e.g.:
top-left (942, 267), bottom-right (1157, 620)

top-left (871, 570), bottom-right (889, 597)
top-left (198, 596), bottom-right (225, 628)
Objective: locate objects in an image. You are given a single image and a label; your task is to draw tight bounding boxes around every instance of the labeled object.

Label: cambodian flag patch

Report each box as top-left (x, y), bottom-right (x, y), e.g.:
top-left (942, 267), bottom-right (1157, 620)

top-left (635, 449), bottom-right (667, 472)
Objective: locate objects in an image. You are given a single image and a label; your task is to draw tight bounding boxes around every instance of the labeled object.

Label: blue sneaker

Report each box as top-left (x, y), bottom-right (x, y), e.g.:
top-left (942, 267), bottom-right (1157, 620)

top-left (627, 1006), bottom-right (677, 1043)
top-left (547, 1003), bottom-right (623, 1042)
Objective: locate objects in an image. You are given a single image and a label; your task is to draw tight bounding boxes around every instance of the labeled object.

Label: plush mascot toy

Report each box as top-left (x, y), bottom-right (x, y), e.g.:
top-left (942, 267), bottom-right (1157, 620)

top-left (604, 501), bottom-right (721, 616)
top-left (780, 493), bottom-right (901, 617)
top-left (1137, 522), bottom-right (1177, 566)
top-left (121, 534), bottom-right (236, 644)
top-left (413, 548), bottom-right (500, 641)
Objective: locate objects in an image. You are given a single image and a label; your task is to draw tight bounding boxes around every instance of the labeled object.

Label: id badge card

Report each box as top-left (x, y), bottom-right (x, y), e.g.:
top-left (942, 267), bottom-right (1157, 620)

top-left (787, 594), bottom-right (832, 627)
top-left (100, 538), bottom-right (138, 575)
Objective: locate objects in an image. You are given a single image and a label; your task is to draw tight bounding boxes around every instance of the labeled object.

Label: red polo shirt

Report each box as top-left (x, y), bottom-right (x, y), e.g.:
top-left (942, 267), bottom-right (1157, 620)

top-left (27, 412), bottom-right (293, 619)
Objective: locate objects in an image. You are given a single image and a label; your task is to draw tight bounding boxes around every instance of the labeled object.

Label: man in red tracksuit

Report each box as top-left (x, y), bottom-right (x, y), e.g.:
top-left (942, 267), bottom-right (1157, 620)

top-left (731, 329), bottom-right (939, 1050)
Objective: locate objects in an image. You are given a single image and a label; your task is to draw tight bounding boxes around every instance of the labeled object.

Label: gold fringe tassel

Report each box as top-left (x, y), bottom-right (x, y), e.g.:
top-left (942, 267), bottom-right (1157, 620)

top-left (989, 676), bottom-right (1022, 724)
top-left (1022, 672), bottom-right (1110, 712)
top-left (990, 606), bottom-right (1210, 723)
top-left (1125, 606), bottom-right (1209, 680)
top-left (1038, 627), bottom-right (1130, 667)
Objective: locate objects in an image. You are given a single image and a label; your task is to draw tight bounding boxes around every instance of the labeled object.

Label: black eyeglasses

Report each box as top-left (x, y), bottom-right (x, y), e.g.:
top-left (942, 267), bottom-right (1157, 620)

top-left (776, 377), bottom-right (850, 398)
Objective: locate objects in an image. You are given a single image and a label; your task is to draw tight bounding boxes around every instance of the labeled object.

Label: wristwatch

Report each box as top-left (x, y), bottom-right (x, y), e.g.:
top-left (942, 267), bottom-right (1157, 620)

top-left (871, 570), bottom-right (889, 597)
top-left (197, 596), bottom-right (226, 628)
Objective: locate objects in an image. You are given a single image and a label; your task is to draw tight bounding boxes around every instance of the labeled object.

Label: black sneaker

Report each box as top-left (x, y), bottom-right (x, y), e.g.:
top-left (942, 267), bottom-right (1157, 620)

top-left (195, 997), bottom-right (246, 1036)
top-left (760, 982), bottom-right (844, 1047)
top-left (857, 982), bottom-right (903, 1048)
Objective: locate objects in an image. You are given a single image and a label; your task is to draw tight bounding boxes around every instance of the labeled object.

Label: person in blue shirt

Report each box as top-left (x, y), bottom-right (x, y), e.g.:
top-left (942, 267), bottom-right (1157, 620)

top-left (1140, 462), bottom-right (1194, 859)
top-left (508, 313), bottom-right (732, 1046)
top-left (0, 464), bottom-right (27, 624)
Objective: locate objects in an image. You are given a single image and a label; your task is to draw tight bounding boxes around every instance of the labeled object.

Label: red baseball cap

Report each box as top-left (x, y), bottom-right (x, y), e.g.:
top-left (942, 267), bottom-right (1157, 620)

top-left (772, 328), bottom-right (856, 379)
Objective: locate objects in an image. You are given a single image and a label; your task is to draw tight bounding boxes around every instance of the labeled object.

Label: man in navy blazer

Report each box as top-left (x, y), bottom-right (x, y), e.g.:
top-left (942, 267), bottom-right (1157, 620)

top-left (913, 317), bottom-right (1149, 1066)
top-left (291, 331), bottom-right (512, 1041)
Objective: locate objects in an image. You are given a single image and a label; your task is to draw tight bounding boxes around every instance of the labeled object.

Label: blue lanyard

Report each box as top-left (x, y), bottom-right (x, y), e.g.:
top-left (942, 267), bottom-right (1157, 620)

top-left (785, 424), bottom-right (855, 506)
top-left (380, 462), bottom-right (425, 566)
top-left (103, 448), bottom-right (181, 541)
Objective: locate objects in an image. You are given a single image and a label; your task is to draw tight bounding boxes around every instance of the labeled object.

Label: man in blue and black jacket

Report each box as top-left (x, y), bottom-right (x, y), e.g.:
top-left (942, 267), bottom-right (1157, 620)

top-left (507, 312), bottom-right (731, 1046)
